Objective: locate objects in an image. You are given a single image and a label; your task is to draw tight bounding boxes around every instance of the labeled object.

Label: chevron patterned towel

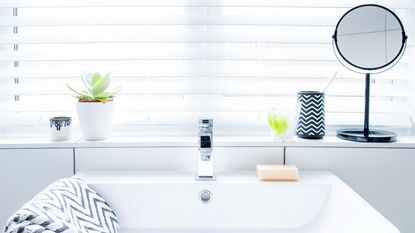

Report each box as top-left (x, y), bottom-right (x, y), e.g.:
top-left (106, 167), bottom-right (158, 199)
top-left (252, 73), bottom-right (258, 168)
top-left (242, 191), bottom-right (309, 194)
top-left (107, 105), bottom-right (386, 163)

top-left (4, 177), bottom-right (119, 233)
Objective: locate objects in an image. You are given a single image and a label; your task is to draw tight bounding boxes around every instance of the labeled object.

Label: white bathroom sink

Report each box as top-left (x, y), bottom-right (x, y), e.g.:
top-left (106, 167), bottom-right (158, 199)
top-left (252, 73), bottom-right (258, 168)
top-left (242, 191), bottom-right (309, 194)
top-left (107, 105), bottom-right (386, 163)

top-left (76, 171), bottom-right (398, 233)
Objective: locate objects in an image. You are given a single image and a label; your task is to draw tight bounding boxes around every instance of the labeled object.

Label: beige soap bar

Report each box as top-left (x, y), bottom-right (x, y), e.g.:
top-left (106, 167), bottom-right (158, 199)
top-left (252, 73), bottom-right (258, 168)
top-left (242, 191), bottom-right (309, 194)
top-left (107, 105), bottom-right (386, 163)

top-left (256, 165), bottom-right (299, 181)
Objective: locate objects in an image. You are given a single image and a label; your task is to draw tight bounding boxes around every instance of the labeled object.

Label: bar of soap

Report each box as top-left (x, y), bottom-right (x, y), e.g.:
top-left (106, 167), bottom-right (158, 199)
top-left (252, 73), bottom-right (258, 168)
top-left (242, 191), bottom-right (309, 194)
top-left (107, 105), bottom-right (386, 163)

top-left (256, 165), bottom-right (299, 181)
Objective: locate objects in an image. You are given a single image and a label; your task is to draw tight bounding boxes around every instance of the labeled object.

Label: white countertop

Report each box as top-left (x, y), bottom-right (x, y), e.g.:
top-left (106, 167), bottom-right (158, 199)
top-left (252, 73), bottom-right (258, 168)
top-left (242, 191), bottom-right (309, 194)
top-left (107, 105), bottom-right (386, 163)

top-left (75, 170), bottom-right (337, 185)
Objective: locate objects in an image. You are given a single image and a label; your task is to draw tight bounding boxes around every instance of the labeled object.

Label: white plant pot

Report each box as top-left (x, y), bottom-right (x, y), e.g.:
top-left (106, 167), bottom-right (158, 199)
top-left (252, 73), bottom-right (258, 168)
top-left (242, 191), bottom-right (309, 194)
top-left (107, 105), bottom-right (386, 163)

top-left (76, 101), bottom-right (114, 141)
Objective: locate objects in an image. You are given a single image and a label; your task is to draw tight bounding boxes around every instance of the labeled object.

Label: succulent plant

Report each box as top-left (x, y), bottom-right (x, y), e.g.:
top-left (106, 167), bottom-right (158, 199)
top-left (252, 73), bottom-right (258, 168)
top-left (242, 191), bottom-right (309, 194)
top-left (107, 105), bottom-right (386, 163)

top-left (67, 72), bottom-right (121, 103)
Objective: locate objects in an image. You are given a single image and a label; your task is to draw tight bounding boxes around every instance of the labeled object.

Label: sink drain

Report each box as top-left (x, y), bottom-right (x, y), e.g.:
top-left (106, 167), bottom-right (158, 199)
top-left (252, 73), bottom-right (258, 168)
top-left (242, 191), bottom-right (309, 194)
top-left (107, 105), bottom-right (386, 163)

top-left (199, 190), bottom-right (212, 204)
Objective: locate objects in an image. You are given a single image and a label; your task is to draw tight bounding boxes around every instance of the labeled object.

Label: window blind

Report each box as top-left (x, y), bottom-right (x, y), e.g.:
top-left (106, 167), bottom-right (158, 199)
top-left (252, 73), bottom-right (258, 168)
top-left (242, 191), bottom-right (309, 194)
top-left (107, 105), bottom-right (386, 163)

top-left (0, 0), bottom-right (414, 136)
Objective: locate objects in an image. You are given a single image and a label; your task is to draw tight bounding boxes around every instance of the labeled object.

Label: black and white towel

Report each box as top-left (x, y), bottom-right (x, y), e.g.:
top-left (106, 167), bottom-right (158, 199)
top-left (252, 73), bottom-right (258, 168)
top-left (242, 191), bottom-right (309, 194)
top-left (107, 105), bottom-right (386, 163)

top-left (4, 178), bottom-right (119, 233)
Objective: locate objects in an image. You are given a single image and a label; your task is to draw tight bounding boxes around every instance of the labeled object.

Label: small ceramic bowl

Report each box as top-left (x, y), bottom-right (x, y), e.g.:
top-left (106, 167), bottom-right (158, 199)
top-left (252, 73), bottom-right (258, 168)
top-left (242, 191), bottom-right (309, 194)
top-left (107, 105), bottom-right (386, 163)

top-left (49, 116), bottom-right (71, 141)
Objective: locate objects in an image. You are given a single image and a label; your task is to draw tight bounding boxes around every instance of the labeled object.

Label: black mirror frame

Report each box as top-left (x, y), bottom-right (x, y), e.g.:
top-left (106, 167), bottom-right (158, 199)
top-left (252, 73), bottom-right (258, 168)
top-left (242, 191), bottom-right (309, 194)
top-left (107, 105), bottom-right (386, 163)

top-left (332, 4), bottom-right (408, 71)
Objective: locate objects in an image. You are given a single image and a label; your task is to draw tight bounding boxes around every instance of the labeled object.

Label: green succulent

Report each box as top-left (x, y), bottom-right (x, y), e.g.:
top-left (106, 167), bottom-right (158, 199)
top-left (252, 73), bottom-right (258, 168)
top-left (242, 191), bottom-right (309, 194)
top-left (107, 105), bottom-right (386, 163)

top-left (67, 72), bottom-right (121, 103)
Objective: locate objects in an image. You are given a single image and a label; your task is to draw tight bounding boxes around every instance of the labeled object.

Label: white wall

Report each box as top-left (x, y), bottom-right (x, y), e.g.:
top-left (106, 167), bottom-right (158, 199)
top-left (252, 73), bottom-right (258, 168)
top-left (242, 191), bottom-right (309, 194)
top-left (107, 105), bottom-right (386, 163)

top-left (0, 148), bottom-right (74, 228)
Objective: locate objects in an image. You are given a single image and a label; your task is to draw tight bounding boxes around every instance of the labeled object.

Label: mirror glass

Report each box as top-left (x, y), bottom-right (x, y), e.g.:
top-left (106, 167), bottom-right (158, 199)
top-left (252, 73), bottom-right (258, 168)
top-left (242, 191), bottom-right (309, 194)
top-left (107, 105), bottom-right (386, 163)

top-left (334, 5), bottom-right (406, 70)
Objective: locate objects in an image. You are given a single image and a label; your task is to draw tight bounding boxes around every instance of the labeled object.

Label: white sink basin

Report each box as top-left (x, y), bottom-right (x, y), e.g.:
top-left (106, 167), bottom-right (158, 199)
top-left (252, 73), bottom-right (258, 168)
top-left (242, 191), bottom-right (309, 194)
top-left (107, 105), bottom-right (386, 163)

top-left (76, 171), bottom-right (398, 233)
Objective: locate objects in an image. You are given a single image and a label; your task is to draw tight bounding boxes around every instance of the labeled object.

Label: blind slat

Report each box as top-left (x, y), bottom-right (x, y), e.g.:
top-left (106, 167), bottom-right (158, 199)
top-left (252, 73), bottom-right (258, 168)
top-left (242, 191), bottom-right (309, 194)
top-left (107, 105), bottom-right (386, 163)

top-left (0, 0), bottom-right (413, 9)
top-left (0, 112), bottom-right (411, 131)
top-left (0, 32), bottom-right (331, 45)
top-left (0, 95), bottom-right (412, 114)
top-left (2, 50), bottom-right (414, 63)
top-left (1, 64), bottom-right (413, 80)
top-left (2, 79), bottom-right (413, 98)
top-left (0, 48), bottom-right (337, 61)
top-left (0, 15), bottom-right (339, 27)
top-left (2, 45), bottom-right (414, 62)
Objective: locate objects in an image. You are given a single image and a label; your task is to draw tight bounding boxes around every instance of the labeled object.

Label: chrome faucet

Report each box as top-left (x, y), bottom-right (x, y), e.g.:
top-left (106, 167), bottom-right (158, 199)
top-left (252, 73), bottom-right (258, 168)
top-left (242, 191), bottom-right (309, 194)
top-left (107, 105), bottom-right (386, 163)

top-left (196, 119), bottom-right (215, 180)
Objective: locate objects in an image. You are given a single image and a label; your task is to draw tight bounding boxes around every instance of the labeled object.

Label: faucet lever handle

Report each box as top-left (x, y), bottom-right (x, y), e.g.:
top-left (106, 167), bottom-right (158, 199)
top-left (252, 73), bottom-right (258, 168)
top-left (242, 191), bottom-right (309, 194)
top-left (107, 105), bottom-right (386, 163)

top-left (199, 119), bottom-right (213, 130)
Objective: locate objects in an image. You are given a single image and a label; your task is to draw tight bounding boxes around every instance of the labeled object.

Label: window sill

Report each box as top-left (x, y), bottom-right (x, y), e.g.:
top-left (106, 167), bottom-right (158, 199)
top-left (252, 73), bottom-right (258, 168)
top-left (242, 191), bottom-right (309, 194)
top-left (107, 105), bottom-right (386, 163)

top-left (0, 134), bottom-right (414, 149)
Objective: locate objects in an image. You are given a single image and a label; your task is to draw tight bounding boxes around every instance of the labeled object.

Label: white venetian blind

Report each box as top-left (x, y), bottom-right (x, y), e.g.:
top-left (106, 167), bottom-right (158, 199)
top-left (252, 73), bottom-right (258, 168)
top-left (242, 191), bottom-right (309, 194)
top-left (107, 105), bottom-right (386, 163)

top-left (0, 0), bottom-right (414, 135)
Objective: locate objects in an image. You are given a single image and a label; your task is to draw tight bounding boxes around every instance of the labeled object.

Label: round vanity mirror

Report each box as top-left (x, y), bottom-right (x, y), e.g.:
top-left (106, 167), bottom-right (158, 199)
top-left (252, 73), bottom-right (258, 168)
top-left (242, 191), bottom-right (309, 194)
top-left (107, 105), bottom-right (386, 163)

top-left (334, 4), bottom-right (407, 71)
top-left (332, 4), bottom-right (407, 142)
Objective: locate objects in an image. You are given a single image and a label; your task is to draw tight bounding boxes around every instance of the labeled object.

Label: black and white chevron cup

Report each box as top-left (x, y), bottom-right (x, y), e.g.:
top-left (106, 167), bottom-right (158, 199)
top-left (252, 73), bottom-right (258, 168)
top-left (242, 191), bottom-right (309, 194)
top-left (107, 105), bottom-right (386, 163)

top-left (296, 91), bottom-right (325, 139)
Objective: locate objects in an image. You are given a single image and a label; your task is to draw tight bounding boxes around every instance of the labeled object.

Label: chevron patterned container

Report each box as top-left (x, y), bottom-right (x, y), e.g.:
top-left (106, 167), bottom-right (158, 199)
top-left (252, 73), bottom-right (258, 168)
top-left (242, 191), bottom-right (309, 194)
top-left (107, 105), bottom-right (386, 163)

top-left (296, 91), bottom-right (325, 139)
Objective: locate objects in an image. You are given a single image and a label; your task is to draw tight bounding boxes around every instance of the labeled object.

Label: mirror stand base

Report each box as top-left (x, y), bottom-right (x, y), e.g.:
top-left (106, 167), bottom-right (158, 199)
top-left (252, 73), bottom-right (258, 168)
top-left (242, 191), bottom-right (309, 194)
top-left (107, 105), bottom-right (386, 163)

top-left (337, 128), bottom-right (397, 143)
